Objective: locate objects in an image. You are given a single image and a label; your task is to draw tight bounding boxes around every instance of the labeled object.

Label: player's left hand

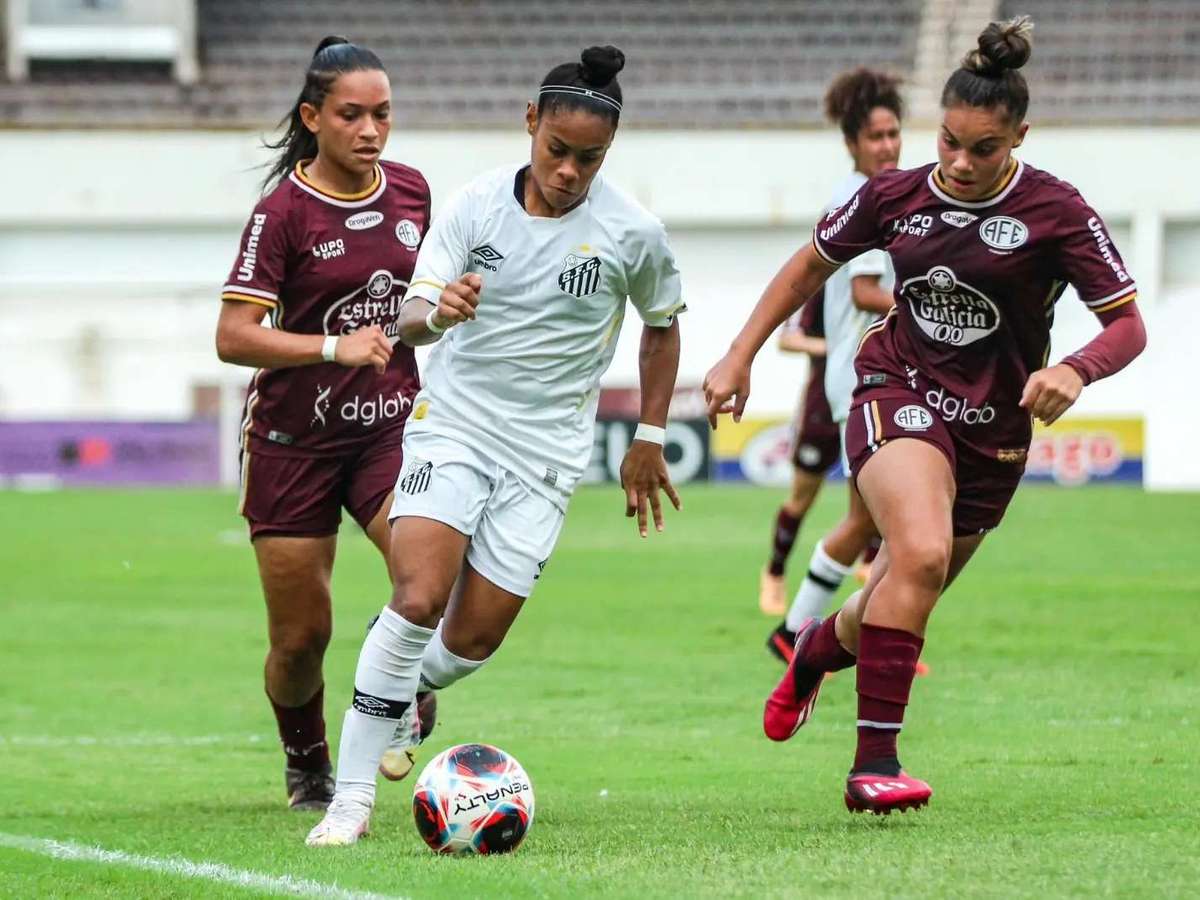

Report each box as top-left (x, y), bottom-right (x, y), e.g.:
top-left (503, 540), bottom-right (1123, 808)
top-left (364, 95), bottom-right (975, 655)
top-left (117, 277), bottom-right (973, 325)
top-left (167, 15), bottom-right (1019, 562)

top-left (1020, 363), bottom-right (1084, 425)
top-left (620, 440), bottom-right (682, 538)
top-left (702, 352), bottom-right (752, 429)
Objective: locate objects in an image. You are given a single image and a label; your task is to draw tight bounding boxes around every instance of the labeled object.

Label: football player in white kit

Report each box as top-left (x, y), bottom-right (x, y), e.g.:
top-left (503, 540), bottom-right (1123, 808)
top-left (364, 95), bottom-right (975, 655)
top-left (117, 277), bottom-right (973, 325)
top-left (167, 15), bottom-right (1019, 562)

top-left (308, 45), bottom-right (685, 846)
top-left (767, 69), bottom-right (904, 661)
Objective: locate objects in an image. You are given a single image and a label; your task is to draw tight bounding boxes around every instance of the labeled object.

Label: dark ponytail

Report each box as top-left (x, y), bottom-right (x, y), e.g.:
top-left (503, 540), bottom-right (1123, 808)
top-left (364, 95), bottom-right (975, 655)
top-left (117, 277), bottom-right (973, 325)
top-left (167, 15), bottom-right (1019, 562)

top-left (261, 36), bottom-right (386, 191)
top-left (941, 16), bottom-right (1034, 124)
top-left (824, 68), bottom-right (904, 141)
top-left (537, 45), bottom-right (626, 127)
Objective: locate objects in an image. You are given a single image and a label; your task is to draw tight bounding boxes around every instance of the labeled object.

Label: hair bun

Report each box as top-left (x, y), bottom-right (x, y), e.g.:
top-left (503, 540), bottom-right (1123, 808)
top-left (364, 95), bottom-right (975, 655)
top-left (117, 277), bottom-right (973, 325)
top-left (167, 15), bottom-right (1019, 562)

top-left (579, 45), bottom-right (625, 86)
top-left (964, 16), bottom-right (1033, 76)
top-left (314, 35), bottom-right (350, 58)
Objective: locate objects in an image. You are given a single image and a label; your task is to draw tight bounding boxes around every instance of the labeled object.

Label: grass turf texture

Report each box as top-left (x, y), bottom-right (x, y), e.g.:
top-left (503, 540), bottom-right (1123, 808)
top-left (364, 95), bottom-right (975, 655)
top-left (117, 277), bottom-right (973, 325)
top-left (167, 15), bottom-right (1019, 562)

top-left (1, 484), bottom-right (1197, 899)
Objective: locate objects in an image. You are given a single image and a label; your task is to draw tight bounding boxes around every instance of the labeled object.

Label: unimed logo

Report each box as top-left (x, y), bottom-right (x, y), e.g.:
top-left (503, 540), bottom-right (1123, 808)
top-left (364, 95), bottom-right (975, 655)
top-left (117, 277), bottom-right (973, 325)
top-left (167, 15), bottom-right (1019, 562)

top-left (236, 213), bottom-right (267, 281)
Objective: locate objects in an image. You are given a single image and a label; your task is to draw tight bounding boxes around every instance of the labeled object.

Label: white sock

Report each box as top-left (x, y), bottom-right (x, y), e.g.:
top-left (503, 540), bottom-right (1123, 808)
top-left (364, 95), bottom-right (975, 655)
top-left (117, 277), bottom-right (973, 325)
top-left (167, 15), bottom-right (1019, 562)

top-left (420, 621), bottom-right (487, 690)
top-left (785, 541), bottom-right (854, 631)
top-left (333, 606), bottom-right (434, 807)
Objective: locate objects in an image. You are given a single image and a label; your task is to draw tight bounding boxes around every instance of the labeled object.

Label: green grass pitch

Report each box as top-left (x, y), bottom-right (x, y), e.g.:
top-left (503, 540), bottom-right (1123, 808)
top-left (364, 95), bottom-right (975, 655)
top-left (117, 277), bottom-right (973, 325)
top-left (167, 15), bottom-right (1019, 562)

top-left (1, 484), bottom-right (1197, 898)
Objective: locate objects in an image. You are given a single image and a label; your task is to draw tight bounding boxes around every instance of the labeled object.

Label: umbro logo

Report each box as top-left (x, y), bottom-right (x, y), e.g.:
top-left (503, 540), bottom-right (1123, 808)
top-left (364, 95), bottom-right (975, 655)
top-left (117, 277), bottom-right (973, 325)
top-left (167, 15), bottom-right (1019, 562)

top-left (471, 244), bottom-right (504, 271)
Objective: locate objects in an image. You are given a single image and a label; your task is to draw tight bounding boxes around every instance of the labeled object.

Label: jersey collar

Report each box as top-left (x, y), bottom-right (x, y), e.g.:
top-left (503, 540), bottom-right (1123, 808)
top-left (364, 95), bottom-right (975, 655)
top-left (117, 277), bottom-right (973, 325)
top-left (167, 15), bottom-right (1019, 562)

top-left (927, 158), bottom-right (1023, 209)
top-left (289, 161), bottom-right (386, 208)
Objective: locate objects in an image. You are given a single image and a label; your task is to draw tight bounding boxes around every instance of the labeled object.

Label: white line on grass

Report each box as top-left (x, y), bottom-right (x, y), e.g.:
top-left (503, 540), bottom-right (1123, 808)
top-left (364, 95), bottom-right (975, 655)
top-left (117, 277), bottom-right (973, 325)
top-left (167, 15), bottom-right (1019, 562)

top-left (0, 733), bottom-right (267, 748)
top-left (0, 832), bottom-right (405, 900)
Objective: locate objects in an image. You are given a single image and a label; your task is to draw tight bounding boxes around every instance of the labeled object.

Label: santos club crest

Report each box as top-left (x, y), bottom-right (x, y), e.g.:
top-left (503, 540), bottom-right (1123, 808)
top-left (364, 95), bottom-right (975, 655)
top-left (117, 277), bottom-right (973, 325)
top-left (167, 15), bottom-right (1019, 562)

top-left (558, 252), bottom-right (602, 298)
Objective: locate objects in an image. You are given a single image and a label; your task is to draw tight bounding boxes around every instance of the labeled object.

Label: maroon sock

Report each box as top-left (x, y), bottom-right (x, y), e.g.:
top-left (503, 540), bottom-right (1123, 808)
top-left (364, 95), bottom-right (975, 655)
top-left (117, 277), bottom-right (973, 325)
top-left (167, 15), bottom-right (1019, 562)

top-left (862, 537), bottom-right (882, 565)
top-left (798, 613), bottom-right (856, 673)
top-left (854, 623), bottom-right (924, 774)
top-left (768, 509), bottom-right (803, 577)
top-left (269, 684), bottom-right (330, 772)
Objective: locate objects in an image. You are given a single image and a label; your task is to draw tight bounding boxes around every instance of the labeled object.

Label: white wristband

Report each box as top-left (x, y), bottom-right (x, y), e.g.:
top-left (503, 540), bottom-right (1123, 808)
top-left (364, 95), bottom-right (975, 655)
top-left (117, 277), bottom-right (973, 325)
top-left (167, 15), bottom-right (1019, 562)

top-left (321, 335), bottom-right (338, 363)
top-left (425, 307), bottom-right (447, 335)
top-left (633, 423), bottom-right (666, 445)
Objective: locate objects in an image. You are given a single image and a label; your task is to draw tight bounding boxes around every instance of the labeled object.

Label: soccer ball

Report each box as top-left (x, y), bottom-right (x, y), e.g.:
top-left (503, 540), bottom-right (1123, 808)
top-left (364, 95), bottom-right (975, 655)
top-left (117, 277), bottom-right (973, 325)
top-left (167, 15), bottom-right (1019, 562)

top-left (412, 743), bottom-right (535, 854)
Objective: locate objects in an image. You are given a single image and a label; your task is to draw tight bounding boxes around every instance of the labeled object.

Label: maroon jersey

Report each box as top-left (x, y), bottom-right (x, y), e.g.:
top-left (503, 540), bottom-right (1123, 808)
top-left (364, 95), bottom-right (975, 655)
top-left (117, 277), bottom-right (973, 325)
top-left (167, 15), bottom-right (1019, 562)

top-left (222, 160), bottom-right (429, 456)
top-left (812, 160), bottom-right (1138, 454)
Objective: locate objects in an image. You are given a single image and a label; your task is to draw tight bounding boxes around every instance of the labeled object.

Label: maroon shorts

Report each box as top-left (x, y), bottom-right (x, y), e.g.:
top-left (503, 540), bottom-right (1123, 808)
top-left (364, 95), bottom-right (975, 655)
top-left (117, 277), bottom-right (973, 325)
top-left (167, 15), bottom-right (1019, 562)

top-left (845, 393), bottom-right (1027, 537)
top-left (791, 366), bottom-right (841, 475)
top-left (238, 427), bottom-right (404, 539)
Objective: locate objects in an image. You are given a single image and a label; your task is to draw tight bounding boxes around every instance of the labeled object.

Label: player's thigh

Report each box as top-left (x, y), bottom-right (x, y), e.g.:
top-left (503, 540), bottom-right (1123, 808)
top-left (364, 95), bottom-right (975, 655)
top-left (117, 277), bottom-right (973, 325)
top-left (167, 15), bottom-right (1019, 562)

top-left (848, 398), bottom-right (957, 559)
top-left (386, 431), bottom-right (495, 622)
top-left (253, 535), bottom-right (337, 646)
top-left (440, 564), bottom-right (527, 661)
top-left (345, 425), bottom-right (406, 578)
top-left (466, 473), bottom-right (566, 602)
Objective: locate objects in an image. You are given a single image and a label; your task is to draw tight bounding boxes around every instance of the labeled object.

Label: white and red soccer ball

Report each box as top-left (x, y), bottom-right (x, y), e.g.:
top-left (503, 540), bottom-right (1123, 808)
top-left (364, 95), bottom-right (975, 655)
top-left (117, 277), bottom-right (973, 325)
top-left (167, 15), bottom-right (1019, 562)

top-left (412, 743), bottom-right (534, 854)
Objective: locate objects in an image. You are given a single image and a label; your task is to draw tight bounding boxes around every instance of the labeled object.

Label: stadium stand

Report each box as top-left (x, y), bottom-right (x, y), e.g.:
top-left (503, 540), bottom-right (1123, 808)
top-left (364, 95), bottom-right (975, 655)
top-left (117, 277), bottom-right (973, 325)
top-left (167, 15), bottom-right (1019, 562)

top-left (998, 0), bottom-right (1200, 124)
top-left (0, 0), bottom-right (920, 128)
top-left (0, 0), bottom-right (1196, 127)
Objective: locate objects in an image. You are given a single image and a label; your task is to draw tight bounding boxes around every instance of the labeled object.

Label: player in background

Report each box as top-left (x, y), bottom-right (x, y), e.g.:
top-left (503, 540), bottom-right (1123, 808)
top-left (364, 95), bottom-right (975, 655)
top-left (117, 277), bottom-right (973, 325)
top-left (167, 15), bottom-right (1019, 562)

top-left (767, 69), bottom-right (902, 661)
top-left (215, 37), bottom-right (433, 811)
top-left (705, 17), bottom-right (1146, 814)
top-left (758, 290), bottom-right (840, 617)
top-left (307, 45), bottom-right (685, 846)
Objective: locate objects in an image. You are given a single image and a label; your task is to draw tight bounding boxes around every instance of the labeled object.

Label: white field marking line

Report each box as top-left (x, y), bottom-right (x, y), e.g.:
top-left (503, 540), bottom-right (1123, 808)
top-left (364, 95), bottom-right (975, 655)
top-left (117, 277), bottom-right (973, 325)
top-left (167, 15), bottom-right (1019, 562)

top-left (0, 833), bottom-right (406, 900)
top-left (0, 733), bottom-right (268, 748)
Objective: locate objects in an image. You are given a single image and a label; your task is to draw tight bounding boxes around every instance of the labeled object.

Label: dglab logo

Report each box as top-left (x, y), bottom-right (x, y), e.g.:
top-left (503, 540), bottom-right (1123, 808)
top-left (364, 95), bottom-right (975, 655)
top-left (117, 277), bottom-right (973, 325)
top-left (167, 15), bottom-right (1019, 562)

top-left (901, 265), bottom-right (1001, 346)
top-left (925, 386), bottom-right (995, 425)
top-left (345, 210), bottom-right (383, 230)
top-left (979, 216), bottom-right (1028, 251)
top-left (894, 405), bottom-right (933, 431)
top-left (395, 219), bottom-right (422, 249)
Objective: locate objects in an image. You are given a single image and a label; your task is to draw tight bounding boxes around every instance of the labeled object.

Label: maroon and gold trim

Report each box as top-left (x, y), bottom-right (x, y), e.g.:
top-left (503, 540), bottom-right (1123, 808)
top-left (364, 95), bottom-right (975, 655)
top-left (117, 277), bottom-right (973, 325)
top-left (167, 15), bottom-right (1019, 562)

top-left (289, 160), bottom-right (386, 208)
top-left (221, 290), bottom-right (277, 309)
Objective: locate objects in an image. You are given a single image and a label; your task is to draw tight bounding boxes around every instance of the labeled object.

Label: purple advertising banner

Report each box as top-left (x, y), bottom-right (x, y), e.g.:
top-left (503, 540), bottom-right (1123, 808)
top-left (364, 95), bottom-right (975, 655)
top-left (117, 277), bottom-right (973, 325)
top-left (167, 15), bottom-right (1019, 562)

top-left (0, 420), bottom-right (221, 486)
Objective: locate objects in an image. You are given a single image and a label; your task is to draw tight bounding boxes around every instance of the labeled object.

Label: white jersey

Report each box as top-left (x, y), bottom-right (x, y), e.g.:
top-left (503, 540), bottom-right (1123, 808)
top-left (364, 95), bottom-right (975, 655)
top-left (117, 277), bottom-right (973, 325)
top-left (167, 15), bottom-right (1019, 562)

top-left (820, 171), bottom-right (895, 422)
top-left (403, 164), bottom-right (684, 508)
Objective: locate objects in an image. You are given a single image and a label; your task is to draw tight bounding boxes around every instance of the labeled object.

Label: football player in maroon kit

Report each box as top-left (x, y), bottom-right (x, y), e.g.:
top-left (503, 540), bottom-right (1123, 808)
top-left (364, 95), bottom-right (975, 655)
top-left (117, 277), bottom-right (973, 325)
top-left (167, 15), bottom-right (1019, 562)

top-left (757, 289), bottom-right (841, 617)
top-left (215, 37), bottom-right (431, 811)
top-left (704, 17), bottom-right (1146, 815)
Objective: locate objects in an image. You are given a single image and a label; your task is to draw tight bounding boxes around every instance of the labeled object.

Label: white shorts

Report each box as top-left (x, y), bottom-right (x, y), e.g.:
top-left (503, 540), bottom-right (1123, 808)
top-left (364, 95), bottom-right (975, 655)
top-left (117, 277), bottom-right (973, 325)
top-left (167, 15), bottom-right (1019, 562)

top-left (388, 429), bottom-right (566, 598)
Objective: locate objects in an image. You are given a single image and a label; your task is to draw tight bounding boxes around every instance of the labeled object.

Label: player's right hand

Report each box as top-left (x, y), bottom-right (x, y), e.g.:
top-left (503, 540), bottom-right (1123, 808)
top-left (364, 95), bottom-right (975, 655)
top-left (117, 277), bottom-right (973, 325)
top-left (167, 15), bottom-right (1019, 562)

top-left (432, 273), bottom-right (482, 329)
top-left (702, 352), bottom-right (752, 429)
top-left (334, 324), bottom-right (393, 374)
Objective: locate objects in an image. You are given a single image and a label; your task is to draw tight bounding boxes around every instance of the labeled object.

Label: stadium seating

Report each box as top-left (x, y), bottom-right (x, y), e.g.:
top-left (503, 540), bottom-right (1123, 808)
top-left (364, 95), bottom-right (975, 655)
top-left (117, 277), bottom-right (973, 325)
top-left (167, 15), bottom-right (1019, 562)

top-left (0, 0), bottom-right (921, 127)
top-left (998, 0), bottom-right (1200, 124)
top-left (0, 0), bottom-right (1195, 127)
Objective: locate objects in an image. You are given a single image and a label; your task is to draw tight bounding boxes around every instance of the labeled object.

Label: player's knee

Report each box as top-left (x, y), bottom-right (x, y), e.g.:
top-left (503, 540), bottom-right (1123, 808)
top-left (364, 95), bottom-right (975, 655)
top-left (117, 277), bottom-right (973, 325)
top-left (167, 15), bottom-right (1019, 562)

top-left (388, 581), bottom-right (444, 628)
top-left (890, 534), bottom-right (951, 592)
top-left (271, 625), bottom-right (330, 675)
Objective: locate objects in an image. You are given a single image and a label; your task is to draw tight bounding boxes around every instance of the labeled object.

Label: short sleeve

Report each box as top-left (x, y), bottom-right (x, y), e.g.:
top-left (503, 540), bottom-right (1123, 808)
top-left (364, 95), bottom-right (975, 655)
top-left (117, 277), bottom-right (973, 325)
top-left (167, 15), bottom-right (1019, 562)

top-left (846, 248), bottom-right (889, 279)
top-left (221, 201), bottom-right (291, 309)
top-left (1056, 193), bottom-right (1138, 314)
top-left (628, 220), bottom-right (685, 328)
top-left (403, 186), bottom-right (474, 305)
top-left (811, 179), bottom-right (886, 267)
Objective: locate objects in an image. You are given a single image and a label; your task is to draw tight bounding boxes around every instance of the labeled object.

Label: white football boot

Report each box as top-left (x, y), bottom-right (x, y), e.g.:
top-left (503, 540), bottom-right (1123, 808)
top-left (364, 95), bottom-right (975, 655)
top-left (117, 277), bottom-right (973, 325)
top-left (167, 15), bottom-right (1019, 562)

top-left (305, 796), bottom-right (372, 847)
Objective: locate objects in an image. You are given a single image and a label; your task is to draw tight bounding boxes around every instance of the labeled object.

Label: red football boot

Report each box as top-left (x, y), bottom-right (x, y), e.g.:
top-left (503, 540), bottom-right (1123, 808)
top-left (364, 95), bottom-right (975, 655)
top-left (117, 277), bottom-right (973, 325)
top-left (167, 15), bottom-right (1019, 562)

top-left (844, 771), bottom-right (932, 815)
top-left (763, 617), bottom-right (824, 741)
